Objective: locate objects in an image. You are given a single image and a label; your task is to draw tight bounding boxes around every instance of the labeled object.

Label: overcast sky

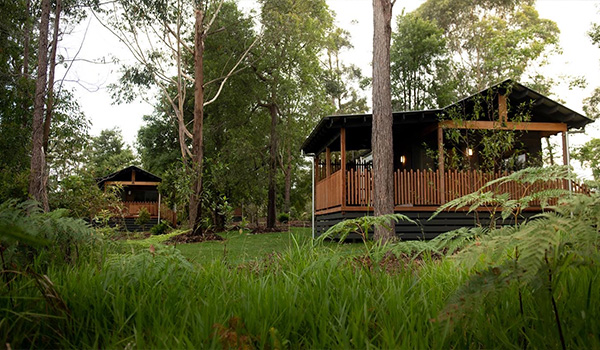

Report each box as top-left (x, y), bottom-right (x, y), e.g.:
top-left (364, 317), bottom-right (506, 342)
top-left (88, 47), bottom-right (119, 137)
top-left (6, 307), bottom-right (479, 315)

top-left (58, 0), bottom-right (600, 175)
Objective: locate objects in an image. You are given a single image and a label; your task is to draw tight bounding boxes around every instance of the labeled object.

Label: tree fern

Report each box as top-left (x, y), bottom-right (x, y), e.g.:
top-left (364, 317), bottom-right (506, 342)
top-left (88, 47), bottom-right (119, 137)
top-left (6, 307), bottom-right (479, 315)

top-left (428, 166), bottom-right (597, 349)
top-left (317, 214), bottom-right (416, 258)
top-left (0, 200), bottom-right (96, 268)
top-left (440, 193), bottom-right (600, 349)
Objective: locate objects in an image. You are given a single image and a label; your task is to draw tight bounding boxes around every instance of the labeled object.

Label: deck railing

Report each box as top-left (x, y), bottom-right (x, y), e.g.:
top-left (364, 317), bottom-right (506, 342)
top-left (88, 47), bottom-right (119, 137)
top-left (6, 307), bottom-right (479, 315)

top-left (316, 167), bottom-right (588, 211)
top-left (124, 201), bottom-right (159, 216)
top-left (316, 170), bottom-right (343, 210)
top-left (122, 201), bottom-right (177, 226)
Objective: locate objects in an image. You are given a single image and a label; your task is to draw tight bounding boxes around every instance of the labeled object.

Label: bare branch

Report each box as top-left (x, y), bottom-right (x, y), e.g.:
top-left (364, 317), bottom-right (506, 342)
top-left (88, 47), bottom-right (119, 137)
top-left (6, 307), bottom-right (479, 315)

top-left (202, 0), bottom-right (225, 38)
top-left (164, 20), bottom-right (194, 55)
top-left (57, 16), bottom-right (92, 96)
top-left (204, 34), bottom-right (262, 107)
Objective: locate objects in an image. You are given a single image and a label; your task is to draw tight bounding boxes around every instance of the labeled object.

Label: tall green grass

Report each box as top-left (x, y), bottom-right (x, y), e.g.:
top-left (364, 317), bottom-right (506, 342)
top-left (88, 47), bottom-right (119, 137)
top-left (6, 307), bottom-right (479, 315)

top-left (3, 235), bottom-right (599, 349)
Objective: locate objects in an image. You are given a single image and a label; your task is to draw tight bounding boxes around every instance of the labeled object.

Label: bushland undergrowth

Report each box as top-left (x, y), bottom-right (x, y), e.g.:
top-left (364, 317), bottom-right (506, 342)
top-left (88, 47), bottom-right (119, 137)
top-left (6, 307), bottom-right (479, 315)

top-left (1, 167), bottom-right (599, 349)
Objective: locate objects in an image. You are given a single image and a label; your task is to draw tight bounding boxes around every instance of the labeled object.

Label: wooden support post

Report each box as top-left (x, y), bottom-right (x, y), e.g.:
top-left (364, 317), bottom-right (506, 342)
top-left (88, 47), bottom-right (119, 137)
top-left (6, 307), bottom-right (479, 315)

top-left (561, 131), bottom-right (568, 166)
top-left (340, 128), bottom-right (347, 208)
top-left (325, 147), bottom-right (331, 178)
top-left (498, 94), bottom-right (508, 124)
top-left (437, 125), bottom-right (446, 204)
top-left (158, 193), bottom-right (161, 222)
top-left (132, 169), bottom-right (136, 184)
top-left (562, 131), bottom-right (569, 191)
top-left (315, 154), bottom-right (320, 182)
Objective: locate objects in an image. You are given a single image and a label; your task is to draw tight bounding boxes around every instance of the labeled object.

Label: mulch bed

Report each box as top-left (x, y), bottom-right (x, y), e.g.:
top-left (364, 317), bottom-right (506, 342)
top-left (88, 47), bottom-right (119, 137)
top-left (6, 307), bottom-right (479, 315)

top-left (164, 232), bottom-right (224, 244)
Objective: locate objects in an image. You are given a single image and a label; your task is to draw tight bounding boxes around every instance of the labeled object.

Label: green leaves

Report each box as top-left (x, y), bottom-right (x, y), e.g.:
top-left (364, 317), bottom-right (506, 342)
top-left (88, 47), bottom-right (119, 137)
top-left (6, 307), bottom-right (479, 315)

top-left (87, 127), bottom-right (138, 177)
top-left (0, 199), bottom-right (95, 268)
top-left (391, 13), bottom-right (454, 110)
top-left (416, 0), bottom-right (559, 96)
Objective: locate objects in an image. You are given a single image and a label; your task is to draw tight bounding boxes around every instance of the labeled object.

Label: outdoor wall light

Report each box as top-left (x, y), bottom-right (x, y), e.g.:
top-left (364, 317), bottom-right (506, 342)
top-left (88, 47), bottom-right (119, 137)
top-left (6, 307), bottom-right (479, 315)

top-left (400, 155), bottom-right (406, 164)
top-left (467, 148), bottom-right (474, 156)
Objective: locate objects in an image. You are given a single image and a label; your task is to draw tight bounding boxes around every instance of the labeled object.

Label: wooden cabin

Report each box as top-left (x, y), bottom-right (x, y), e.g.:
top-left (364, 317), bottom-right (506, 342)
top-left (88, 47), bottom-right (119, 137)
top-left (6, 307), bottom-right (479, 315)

top-left (96, 166), bottom-right (176, 226)
top-left (301, 80), bottom-right (592, 239)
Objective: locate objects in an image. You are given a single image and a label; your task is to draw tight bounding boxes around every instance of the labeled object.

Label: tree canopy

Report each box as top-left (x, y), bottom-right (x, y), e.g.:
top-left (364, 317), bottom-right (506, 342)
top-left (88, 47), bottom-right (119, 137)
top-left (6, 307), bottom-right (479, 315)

top-left (414, 0), bottom-right (560, 97)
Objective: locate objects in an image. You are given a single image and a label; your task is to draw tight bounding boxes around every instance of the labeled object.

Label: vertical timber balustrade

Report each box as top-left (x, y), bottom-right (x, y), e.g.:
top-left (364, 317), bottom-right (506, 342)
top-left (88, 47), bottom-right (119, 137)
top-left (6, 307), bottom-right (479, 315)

top-left (437, 125), bottom-right (446, 204)
top-left (340, 128), bottom-right (347, 209)
top-left (325, 147), bottom-right (331, 178)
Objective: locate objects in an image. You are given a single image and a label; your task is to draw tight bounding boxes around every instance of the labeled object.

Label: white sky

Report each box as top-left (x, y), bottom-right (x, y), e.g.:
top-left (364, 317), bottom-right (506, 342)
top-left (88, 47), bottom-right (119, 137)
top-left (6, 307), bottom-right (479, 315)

top-left (57, 0), bottom-right (600, 176)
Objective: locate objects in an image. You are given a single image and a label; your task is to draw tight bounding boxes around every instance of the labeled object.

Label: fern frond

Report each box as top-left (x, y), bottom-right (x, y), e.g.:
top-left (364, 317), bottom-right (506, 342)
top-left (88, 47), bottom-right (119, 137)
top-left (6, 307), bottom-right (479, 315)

top-left (429, 226), bottom-right (488, 255)
top-left (318, 213), bottom-right (416, 243)
top-left (483, 165), bottom-right (573, 189)
top-left (430, 191), bottom-right (504, 219)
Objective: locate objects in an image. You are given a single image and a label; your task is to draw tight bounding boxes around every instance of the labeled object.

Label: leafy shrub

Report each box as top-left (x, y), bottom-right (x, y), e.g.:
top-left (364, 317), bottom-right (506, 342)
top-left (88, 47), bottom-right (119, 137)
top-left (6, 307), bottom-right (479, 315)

top-left (277, 212), bottom-right (290, 224)
top-left (150, 220), bottom-right (171, 235)
top-left (135, 207), bottom-right (151, 231)
top-left (49, 173), bottom-right (123, 220)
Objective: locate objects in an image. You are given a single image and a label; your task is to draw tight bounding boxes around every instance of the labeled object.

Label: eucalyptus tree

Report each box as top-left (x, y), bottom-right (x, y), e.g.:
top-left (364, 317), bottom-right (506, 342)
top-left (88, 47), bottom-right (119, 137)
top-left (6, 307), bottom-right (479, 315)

top-left (416, 0), bottom-right (560, 97)
top-left (573, 15), bottom-right (600, 182)
top-left (86, 127), bottom-right (137, 176)
top-left (323, 28), bottom-right (368, 114)
top-left (0, 0), bottom-right (96, 206)
top-left (372, 0), bottom-right (396, 242)
top-left (390, 13), bottom-right (455, 111)
top-left (583, 16), bottom-right (600, 121)
top-left (252, 0), bottom-right (335, 228)
top-left (101, 0), bottom-right (258, 235)
top-left (29, 0), bottom-right (52, 210)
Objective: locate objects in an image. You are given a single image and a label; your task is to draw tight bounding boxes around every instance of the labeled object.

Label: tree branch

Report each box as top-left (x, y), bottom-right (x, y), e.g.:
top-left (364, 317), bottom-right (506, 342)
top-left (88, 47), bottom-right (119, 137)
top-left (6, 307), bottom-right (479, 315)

top-left (203, 34), bottom-right (261, 107)
top-left (202, 0), bottom-right (225, 39)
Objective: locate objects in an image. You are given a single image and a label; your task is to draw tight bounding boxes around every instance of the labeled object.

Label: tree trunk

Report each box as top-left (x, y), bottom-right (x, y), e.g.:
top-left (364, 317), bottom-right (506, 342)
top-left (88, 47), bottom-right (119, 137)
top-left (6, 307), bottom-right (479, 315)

top-left (43, 0), bottom-right (61, 153)
top-left (284, 146), bottom-right (291, 214)
top-left (372, 0), bottom-right (395, 242)
top-left (266, 103), bottom-right (278, 229)
top-left (29, 0), bottom-right (51, 211)
top-left (189, 8), bottom-right (205, 236)
top-left (545, 137), bottom-right (555, 165)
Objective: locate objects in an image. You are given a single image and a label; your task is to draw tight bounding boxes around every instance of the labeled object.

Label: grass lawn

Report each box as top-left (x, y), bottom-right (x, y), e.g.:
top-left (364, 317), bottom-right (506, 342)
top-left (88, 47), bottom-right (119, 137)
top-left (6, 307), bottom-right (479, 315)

top-left (127, 227), bottom-right (364, 265)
